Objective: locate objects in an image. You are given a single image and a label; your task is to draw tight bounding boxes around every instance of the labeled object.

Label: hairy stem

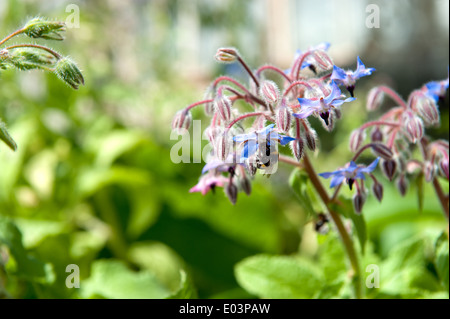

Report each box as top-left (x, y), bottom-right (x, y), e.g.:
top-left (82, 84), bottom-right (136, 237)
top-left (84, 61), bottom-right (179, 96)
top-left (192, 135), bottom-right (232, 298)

top-left (0, 28), bottom-right (25, 47)
top-left (6, 44), bottom-right (62, 59)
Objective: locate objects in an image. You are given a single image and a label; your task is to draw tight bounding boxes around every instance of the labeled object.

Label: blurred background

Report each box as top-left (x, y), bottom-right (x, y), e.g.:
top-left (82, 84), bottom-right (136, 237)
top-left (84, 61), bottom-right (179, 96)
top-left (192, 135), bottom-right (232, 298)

top-left (0, 0), bottom-right (448, 299)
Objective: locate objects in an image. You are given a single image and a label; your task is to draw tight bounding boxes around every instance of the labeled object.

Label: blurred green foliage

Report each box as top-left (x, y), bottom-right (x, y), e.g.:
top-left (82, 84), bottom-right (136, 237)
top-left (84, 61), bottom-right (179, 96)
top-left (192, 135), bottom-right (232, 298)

top-left (0, 0), bottom-right (448, 299)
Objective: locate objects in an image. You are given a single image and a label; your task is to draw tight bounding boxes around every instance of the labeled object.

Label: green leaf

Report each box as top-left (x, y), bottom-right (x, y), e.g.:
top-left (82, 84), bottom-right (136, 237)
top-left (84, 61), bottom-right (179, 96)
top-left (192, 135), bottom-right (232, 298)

top-left (81, 259), bottom-right (170, 299)
top-left (331, 196), bottom-right (367, 254)
top-left (168, 270), bottom-right (198, 299)
top-left (0, 216), bottom-right (55, 284)
top-left (234, 254), bottom-right (324, 299)
top-left (434, 233), bottom-right (449, 292)
top-left (0, 120), bottom-right (17, 151)
top-left (289, 168), bottom-right (316, 217)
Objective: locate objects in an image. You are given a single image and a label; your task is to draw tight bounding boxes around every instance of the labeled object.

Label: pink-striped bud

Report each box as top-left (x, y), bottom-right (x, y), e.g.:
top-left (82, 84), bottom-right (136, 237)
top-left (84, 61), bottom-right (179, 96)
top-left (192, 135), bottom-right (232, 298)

top-left (305, 127), bottom-right (317, 151)
top-left (370, 143), bottom-right (393, 160)
top-left (424, 161), bottom-right (436, 182)
top-left (396, 174), bottom-right (408, 196)
top-left (353, 191), bottom-right (366, 214)
top-left (239, 175), bottom-right (252, 196)
top-left (372, 181), bottom-right (384, 202)
top-left (311, 50), bottom-right (333, 71)
top-left (215, 133), bottom-right (231, 161)
top-left (172, 109), bottom-right (192, 132)
top-left (204, 126), bottom-right (222, 144)
top-left (439, 158), bottom-right (449, 180)
top-left (260, 80), bottom-right (280, 106)
top-left (402, 111), bottom-right (424, 143)
top-left (290, 138), bottom-right (304, 161)
top-left (276, 102), bottom-right (292, 133)
top-left (371, 127), bottom-right (384, 142)
top-left (349, 129), bottom-right (365, 152)
top-left (367, 87), bottom-right (384, 111)
top-left (410, 91), bottom-right (440, 126)
top-left (382, 159), bottom-right (397, 181)
top-left (215, 47), bottom-right (238, 63)
top-left (214, 94), bottom-right (232, 122)
top-left (204, 88), bottom-right (215, 116)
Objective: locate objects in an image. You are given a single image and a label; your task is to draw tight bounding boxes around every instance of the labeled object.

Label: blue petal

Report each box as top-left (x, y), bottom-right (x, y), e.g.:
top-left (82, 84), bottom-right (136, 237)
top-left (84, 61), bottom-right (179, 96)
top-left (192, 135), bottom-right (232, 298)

top-left (297, 97), bottom-right (320, 107)
top-left (202, 160), bottom-right (223, 174)
top-left (345, 161), bottom-right (358, 172)
top-left (292, 107), bottom-right (317, 119)
top-left (354, 57), bottom-right (375, 79)
top-left (240, 140), bottom-right (258, 160)
top-left (330, 97), bottom-right (355, 107)
top-left (260, 124), bottom-right (275, 136)
top-left (279, 135), bottom-right (296, 146)
top-left (359, 157), bottom-right (380, 174)
top-left (318, 172), bottom-right (335, 178)
top-left (355, 171), bottom-right (366, 180)
top-left (233, 132), bottom-right (257, 143)
top-left (323, 81), bottom-right (343, 104)
top-left (330, 174), bottom-right (346, 188)
top-left (330, 65), bottom-right (347, 81)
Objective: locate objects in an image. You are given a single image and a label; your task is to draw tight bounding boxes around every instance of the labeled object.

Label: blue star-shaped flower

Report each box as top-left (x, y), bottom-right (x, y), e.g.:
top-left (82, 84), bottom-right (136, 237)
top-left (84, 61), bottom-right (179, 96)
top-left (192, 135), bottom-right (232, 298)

top-left (319, 157), bottom-right (380, 190)
top-left (233, 124), bottom-right (295, 162)
top-left (425, 75), bottom-right (449, 102)
top-left (293, 81), bottom-right (355, 125)
top-left (330, 57), bottom-right (375, 97)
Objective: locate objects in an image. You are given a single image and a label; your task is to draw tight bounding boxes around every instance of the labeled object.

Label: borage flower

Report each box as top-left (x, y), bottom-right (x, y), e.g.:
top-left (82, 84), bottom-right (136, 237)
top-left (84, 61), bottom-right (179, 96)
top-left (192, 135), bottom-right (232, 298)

top-left (425, 75), bottom-right (449, 101)
top-left (233, 124), bottom-right (295, 171)
top-left (331, 56), bottom-right (375, 97)
top-left (189, 173), bottom-right (228, 195)
top-left (319, 157), bottom-right (380, 190)
top-left (293, 81), bottom-right (355, 126)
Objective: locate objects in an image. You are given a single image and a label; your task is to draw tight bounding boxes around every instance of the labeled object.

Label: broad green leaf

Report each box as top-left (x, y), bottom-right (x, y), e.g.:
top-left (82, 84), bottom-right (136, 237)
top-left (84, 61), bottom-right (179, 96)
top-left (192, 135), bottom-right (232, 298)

top-left (289, 168), bottom-right (316, 217)
top-left (13, 218), bottom-right (67, 249)
top-left (0, 120), bottom-right (17, 151)
top-left (168, 270), bottom-right (198, 299)
top-left (235, 254), bottom-right (324, 299)
top-left (81, 259), bottom-right (170, 299)
top-left (0, 217), bottom-right (55, 284)
top-left (331, 196), bottom-right (367, 254)
top-left (434, 233), bottom-right (449, 292)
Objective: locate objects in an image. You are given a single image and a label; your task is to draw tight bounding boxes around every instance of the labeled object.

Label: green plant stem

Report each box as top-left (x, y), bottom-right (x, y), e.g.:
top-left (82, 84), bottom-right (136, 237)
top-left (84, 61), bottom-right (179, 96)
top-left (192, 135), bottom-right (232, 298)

top-left (302, 153), bottom-right (362, 299)
top-left (5, 44), bottom-right (62, 59)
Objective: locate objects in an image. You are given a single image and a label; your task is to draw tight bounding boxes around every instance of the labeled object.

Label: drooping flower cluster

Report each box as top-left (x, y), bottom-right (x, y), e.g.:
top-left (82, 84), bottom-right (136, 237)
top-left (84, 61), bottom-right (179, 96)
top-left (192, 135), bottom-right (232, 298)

top-left (173, 44), bottom-right (375, 204)
top-left (324, 73), bottom-right (449, 213)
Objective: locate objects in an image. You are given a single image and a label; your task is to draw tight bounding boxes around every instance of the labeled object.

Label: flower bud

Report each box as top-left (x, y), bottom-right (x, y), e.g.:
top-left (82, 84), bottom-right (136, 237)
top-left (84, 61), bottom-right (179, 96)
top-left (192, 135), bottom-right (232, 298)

top-left (381, 159), bottom-right (397, 181)
top-left (290, 138), bottom-right (304, 161)
top-left (353, 192), bottom-right (366, 214)
top-left (367, 87), bottom-right (384, 111)
top-left (371, 127), bottom-right (384, 142)
top-left (372, 181), bottom-right (384, 202)
top-left (0, 120), bottom-right (17, 151)
top-left (214, 94), bottom-right (232, 122)
top-left (410, 91), bottom-right (440, 126)
top-left (304, 127), bottom-right (317, 151)
top-left (260, 80), bottom-right (280, 106)
top-left (215, 47), bottom-right (238, 63)
top-left (276, 102), bottom-right (292, 133)
top-left (172, 109), bottom-right (192, 132)
top-left (204, 87), bottom-right (215, 116)
top-left (349, 129), bottom-right (365, 152)
top-left (396, 174), bottom-right (408, 196)
top-left (439, 158), bottom-right (449, 180)
top-left (370, 143), bottom-right (393, 160)
top-left (54, 57), bottom-right (85, 90)
top-left (424, 161), bottom-right (436, 182)
top-left (225, 181), bottom-right (238, 205)
top-left (402, 111), bottom-right (424, 144)
top-left (23, 17), bottom-right (66, 40)
top-left (239, 175), bottom-right (252, 196)
top-left (215, 133), bottom-right (231, 161)
top-left (311, 50), bottom-right (333, 71)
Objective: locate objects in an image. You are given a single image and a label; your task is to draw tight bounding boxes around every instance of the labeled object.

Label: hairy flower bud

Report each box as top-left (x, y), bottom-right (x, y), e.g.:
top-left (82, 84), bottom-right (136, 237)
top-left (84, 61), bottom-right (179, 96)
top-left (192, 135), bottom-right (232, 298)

top-left (438, 158), bottom-right (449, 180)
top-left (370, 127), bottom-right (384, 142)
top-left (311, 50), bottom-right (333, 71)
top-left (402, 111), bottom-right (424, 143)
top-left (215, 47), bottom-right (238, 63)
top-left (349, 129), bottom-right (365, 152)
top-left (260, 80), bottom-right (280, 106)
top-left (381, 159), bottom-right (397, 181)
top-left (304, 127), bottom-right (317, 151)
top-left (424, 161), bottom-right (436, 182)
top-left (215, 133), bottom-right (231, 161)
top-left (410, 91), bottom-right (440, 126)
top-left (23, 17), bottom-right (66, 40)
top-left (204, 87), bottom-right (215, 116)
top-left (372, 181), bottom-right (384, 202)
top-left (290, 138), bottom-right (304, 161)
top-left (225, 181), bottom-right (238, 205)
top-left (276, 102), bottom-right (292, 133)
top-left (239, 174), bottom-right (252, 196)
top-left (396, 174), bottom-right (408, 196)
top-left (214, 94), bottom-right (232, 122)
top-left (172, 109), bottom-right (192, 132)
top-left (353, 191), bottom-right (366, 214)
top-left (54, 57), bottom-right (85, 90)
top-left (367, 87), bottom-right (384, 111)
top-left (370, 143), bottom-right (393, 160)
